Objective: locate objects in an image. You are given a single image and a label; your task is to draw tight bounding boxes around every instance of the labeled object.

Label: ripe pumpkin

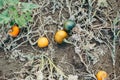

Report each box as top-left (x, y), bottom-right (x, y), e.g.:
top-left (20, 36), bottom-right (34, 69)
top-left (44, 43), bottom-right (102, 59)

top-left (8, 24), bottom-right (20, 37)
top-left (37, 37), bottom-right (49, 48)
top-left (54, 30), bottom-right (68, 44)
top-left (63, 20), bottom-right (75, 32)
top-left (96, 70), bottom-right (108, 80)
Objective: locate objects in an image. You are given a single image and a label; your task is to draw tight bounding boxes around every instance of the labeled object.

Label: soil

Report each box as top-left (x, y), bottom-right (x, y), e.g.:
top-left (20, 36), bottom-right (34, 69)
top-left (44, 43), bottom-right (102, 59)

top-left (0, 45), bottom-right (120, 80)
top-left (0, 51), bottom-right (24, 80)
top-left (0, 0), bottom-right (120, 80)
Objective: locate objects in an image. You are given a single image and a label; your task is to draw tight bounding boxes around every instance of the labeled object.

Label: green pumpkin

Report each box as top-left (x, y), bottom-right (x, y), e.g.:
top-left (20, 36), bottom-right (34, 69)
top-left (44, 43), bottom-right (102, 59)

top-left (63, 20), bottom-right (75, 32)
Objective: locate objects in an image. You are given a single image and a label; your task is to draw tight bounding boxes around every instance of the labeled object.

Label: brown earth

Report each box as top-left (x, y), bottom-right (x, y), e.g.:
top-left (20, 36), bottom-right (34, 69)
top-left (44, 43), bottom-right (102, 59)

top-left (0, 0), bottom-right (120, 80)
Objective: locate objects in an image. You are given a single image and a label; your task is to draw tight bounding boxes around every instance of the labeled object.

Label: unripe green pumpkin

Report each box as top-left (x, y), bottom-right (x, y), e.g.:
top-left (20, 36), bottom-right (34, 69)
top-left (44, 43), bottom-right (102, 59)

top-left (63, 20), bottom-right (75, 32)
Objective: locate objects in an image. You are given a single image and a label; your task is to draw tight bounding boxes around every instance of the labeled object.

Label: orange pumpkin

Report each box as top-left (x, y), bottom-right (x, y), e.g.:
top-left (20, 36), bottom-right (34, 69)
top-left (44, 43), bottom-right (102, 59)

top-left (54, 30), bottom-right (68, 44)
top-left (96, 71), bottom-right (108, 80)
top-left (8, 25), bottom-right (20, 37)
top-left (37, 37), bottom-right (49, 48)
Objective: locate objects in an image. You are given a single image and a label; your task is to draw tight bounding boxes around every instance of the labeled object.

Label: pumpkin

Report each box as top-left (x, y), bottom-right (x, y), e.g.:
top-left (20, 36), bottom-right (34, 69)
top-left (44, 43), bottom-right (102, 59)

top-left (54, 30), bottom-right (68, 44)
top-left (8, 24), bottom-right (20, 37)
top-left (37, 37), bottom-right (49, 48)
top-left (96, 70), bottom-right (108, 80)
top-left (63, 20), bottom-right (75, 32)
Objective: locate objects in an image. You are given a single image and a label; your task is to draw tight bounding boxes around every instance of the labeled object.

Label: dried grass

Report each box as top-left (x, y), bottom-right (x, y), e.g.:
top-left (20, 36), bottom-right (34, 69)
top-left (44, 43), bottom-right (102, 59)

top-left (0, 0), bottom-right (120, 80)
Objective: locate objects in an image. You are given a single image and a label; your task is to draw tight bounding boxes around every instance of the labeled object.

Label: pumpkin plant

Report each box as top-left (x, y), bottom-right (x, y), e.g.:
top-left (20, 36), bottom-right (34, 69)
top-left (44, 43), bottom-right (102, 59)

top-left (0, 0), bottom-right (39, 27)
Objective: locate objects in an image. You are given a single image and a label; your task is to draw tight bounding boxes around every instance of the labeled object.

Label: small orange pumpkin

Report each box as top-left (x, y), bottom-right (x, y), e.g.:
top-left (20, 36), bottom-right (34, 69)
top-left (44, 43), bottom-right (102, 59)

top-left (54, 30), bottom-right (68, 44)
top-left (8, 24), bottom-right (20, 37)
top-left (96, 70), bottom-right (108, 80)
top-left (37, 37), bottom-right (49, 48)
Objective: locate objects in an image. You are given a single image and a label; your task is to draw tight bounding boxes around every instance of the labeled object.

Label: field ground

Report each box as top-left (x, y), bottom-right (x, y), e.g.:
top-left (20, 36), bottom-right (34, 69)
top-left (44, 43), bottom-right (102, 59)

top-left (0, 0), bottom-right (120, 80)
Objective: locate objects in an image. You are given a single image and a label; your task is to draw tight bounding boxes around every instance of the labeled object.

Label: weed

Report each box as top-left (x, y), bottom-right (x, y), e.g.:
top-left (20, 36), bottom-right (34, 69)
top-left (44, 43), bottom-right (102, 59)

top-left (0, 0), bottom-right (39, 27)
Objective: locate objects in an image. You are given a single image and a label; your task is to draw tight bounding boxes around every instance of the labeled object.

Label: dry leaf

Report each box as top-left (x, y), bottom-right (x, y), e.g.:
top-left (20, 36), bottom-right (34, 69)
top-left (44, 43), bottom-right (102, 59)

top-left (68, 75), bottom-right (78, 80)
top-left (97, 0), bottom-right (108, 7)
top-left (36, 70), bottom-right (44, 80)
top-left (83, 42), bottom-right (96, 50)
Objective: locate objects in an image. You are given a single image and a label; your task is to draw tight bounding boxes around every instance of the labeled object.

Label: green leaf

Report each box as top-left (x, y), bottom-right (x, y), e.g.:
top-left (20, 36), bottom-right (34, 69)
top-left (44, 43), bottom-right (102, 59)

top-left (6, 0), bottom-right (19, 6)
top-left (0, 0), bottom-right (4, 9)
top-left (0, 0), bottom-right (9, 9)
top-left (0, 0), bottom-right (37, 27)
top-left (21, 2), bottom-right (39, 12)
top-left (15, 12), bottom-right (33, 27)
top-left (25, 12), bottom-right (32, 22)
top-left (8, 6), bottom-right (19, 19)
top-left (10, 20), bottom-right (16, 26)
top-left (15, 15), bottom-right (27, 27)
top-left (0, 0), bottom-right (19, 9)
top-left (0, 9), bottom-right (10, 24)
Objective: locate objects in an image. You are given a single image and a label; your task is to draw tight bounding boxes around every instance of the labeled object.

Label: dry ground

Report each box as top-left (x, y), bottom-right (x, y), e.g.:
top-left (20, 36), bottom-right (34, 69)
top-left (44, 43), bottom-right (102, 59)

top-left (0, 0), bottom-right (120, 80)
